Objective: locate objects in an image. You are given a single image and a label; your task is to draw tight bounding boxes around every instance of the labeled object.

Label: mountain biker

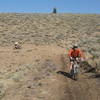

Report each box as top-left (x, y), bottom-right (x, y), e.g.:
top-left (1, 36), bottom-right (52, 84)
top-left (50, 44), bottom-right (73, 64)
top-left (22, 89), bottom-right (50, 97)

top-left (14, 42), bottom-right (21, 49)
top-left (67, 44), bottom-right (84, 72)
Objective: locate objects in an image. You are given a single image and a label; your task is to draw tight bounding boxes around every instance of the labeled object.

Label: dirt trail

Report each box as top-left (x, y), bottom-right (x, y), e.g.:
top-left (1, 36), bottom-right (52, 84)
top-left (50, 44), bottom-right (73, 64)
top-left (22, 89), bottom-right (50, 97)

top-left (0, 13), bottom-right (100, 100)
top-left (0, 44), bottom-right (100, 100)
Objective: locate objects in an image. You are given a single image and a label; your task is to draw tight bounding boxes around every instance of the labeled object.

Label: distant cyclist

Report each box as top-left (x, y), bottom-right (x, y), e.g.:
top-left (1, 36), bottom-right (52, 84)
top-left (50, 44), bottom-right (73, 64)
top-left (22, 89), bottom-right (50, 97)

top-left (14, 42), bottom-right (21, 49)
top-left (67, 44), bottom-right (84, 72)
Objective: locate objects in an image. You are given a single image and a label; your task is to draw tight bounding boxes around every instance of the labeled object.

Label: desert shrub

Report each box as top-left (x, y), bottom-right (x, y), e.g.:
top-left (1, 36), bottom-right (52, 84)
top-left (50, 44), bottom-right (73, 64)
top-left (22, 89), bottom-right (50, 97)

top-left (91, 52), bottom-right (100, 59)
top-left (0, 84), bottom-right (5, 99)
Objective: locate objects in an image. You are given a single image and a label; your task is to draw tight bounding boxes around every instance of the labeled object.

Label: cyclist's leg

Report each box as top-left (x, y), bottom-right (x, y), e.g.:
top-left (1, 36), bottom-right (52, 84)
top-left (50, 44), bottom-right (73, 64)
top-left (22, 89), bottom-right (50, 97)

top-left (76, 57), bottom-right (80, 63)
top-left (70, 62), bottom-right (74, 70)
top-left (69, 57), bottom-right (74, 71)
top-left (69, 58), bottom-right (74, 76)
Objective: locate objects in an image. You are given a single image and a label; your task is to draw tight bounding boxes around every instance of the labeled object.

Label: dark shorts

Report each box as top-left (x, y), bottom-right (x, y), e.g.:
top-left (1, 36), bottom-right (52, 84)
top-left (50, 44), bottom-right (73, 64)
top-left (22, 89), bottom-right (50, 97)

top-left (70, 57), bottom-right (78, 62)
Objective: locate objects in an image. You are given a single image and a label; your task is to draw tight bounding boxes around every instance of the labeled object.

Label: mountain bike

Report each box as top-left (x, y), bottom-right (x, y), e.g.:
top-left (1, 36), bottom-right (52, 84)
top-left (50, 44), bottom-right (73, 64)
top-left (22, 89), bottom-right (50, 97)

top-left (70, 58), bottom-right (79, 80)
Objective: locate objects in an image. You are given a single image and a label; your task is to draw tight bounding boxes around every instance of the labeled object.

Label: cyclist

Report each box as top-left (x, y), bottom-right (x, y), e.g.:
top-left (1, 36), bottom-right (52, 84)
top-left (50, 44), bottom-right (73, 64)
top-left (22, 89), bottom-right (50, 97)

top-left (67, 44), bottom-right (84, 72)
top-left (14, 42), bottom-right (21, 49)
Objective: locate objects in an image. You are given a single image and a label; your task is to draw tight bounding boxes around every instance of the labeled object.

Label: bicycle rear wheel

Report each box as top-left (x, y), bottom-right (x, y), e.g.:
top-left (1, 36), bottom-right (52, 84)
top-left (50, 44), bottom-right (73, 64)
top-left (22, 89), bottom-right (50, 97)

top-left (73, 73), bottom-right (78, 80)
top-left (73, 64), bottom-right (78, 80)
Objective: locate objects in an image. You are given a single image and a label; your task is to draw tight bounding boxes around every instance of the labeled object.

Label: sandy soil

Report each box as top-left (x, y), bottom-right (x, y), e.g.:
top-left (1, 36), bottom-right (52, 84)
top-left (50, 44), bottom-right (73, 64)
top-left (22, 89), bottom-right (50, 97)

top-left (0, 44), bottom-right (99, 100)
top-left (0, 13), bottom-right (100, 100)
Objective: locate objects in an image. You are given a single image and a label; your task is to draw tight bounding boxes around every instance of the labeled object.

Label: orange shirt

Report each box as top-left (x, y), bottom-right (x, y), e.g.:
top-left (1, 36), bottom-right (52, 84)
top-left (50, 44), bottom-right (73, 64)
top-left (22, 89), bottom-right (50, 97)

top-left (68, 48), bottom-right (83, 57)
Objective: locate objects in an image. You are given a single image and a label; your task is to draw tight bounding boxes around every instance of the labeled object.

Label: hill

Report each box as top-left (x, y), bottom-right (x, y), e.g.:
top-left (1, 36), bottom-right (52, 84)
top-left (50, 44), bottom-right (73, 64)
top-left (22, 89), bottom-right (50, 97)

top-left (0, 13), bottom-right (100, 100)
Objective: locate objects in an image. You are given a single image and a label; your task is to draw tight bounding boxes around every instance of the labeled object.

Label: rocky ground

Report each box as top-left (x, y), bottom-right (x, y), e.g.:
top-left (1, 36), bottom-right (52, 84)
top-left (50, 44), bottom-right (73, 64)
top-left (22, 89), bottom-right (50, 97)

top-left (0, 13), bottom-right (100, 100)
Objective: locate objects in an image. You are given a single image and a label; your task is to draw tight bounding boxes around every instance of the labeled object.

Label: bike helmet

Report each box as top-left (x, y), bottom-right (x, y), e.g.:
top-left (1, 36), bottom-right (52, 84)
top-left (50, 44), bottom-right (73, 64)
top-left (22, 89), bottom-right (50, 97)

top-left (73, 44), bottom-right (78, 48)
top-left (15, 42), bottom-right (18, 45)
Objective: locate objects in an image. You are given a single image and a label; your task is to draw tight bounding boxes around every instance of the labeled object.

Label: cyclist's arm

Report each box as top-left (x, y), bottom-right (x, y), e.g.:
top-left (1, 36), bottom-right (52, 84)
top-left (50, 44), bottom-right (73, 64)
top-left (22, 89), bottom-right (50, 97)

top-left (79, 49), bottom-right (85, 61)
top-left (67, 49), bottom-right (72, 57)
top-left (78, 49), bottom-right (83, 57)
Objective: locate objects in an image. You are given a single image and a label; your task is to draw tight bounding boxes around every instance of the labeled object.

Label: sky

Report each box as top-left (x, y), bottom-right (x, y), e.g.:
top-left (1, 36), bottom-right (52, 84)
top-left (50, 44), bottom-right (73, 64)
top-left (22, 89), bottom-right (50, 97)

top-left (0, 0), bottom-right (100, 13)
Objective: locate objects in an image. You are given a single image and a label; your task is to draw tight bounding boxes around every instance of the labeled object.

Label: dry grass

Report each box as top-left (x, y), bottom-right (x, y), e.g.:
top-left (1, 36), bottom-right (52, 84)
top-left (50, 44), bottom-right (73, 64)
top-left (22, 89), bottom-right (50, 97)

top-left (0, 12), bottom-right (100, 67)
top-left (0, 13), bottom-right (100, 100)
